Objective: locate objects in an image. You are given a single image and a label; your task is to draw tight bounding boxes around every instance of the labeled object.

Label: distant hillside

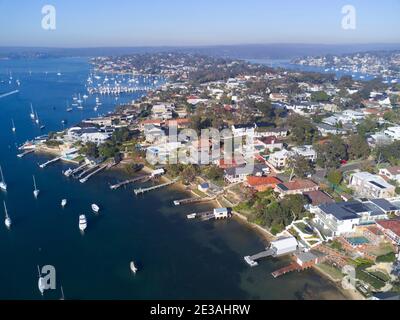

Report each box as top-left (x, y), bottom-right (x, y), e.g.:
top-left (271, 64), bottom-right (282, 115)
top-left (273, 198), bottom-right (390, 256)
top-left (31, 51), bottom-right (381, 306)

top-left (1, 43), bottom-right (400, 60)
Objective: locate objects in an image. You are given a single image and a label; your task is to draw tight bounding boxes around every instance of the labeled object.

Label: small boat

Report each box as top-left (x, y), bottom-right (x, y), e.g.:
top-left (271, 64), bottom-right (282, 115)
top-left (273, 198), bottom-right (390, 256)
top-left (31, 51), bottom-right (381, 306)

top-left (0, 166), bottom-right (7, 191)
top-left (35, 112), bottom-right (40, 124)
top-left (66, 107), bottom-right (73, 112)
top-left (79, 215), bottom-right (87, 232)
top-left (4, 201), bottom-right (11, 229)
top-left (61, 199), bottom-right (67, 208)
top-left (37, 265), bottom-right (46, 296)
top-left (91, 204), bottom-right (100, 213)
top-left (130, 261), bottom-right (138, 274)
top-left (40, 125), bottom-right (46, 130)
top-left (57, 72), bottom-right (62, 76)
top-left (63, 168), bottom-right (73, 177)
top-left (33, 175), bottom-right (40, 199)
top-left (11, 119), bottom-right (16, 132)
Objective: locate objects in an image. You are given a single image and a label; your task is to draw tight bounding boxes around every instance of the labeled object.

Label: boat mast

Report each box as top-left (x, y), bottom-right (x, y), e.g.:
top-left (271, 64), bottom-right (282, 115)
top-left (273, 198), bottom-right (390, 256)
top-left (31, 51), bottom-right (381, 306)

top-left (0, 166), bottom-right (5, 184)
top-left (3, 201), bottom-right (9, 219)
top-left (33, 175), bottom-right (38, 191)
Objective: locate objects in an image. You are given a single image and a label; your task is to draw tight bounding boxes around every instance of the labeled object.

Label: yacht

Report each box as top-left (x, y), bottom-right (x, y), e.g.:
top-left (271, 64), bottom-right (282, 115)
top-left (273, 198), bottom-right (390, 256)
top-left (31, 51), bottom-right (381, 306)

top-left (30, 103), bottom-right (35, 120)
top-left (11, 119), bottom-right (16, 132)
top-left (0, 166), bottom-right (7, 191)
top-left (4, 201), bottom-right (11, 229)
top-left (33, 175), bottom-right (40, 199)
top-left (61, 199), bottom-right (67, 208)
top-left (130, 261), bottom-right (138, 274)
top-left (35, 112), bottom-right (40, 125)
top-left (91, 204), bottom-right (100, 214)
top-left (37, 265), bottom-right (46, 296)
top-left (79, 215), bottom-right (87, 232)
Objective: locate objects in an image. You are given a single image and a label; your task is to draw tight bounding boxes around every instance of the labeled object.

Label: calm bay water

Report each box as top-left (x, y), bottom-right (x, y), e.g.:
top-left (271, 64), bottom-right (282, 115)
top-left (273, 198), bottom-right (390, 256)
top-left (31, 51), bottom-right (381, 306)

top-left (0, 57), bottom-right (346, 300)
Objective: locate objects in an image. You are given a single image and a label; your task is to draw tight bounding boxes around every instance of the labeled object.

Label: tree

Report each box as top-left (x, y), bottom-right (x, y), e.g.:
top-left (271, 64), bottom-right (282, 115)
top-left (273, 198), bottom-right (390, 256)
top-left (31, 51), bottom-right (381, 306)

top-left (347, 134), bottom-right (370, 160)
top-left (357, 117), bottom-right (378, 137)
top-left (99, 142), bottom-right (119, 159)
top-left (311, 91), bottom-right (330, 102)
top-left (316, 136), bottom-right (348, 169)
top-left (288, 115), bottom-right (318, 145)
top-left (327, 170), bottom-right (343, 186)
top-left (181, 165), bottom-right (200, 184)
top-left (288, 155), bottom-right (315, 178)
top-left (81, 142), bottom-right (99, 158)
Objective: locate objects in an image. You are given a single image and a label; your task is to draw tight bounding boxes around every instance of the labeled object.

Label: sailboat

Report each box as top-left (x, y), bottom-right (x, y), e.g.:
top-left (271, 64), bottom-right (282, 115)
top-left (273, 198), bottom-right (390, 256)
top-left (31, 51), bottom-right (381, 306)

top-left (61, 199), bottom-right (67, 208)
top-left (33, 175), bottom-right (40, 199)
top-left (0, 166), bottom-right (7, 191)
top-left (66, 101), bottom-right (73, 112)
top-left (37, 265), bottom-right (46, 296)
top-left (4, 201), bottom-right (11, 229)
top-left (35, 111), bottom-right (40, 125)
top-left (30, 103), bottom-right (35, 120)
top-left (130, 261), bottom-right (138, 274)
top-left (11, 119), bottom-right (16, 132)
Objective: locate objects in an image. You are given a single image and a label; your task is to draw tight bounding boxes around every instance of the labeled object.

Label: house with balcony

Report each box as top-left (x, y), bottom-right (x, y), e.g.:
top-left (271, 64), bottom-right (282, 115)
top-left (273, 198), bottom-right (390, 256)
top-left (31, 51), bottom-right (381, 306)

top-left (379, 166), bottom-right (400, 183)
top-left (349, 172), bottom-right (396, 199)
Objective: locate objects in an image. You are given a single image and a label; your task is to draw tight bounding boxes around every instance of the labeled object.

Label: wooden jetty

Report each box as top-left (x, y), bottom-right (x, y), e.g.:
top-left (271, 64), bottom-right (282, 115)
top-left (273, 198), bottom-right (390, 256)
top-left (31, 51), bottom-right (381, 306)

top-left (70, 163), bottom-right (88, 176)
top-left (17, 149), bottom-right (34, 158)
top-left (39, 156), bottom-right (61, 168)
top-left (174, 196), bottom-right (214, 206)
top-left (110, 174), bottom-right (150, 190)
top-left (134, 178), bottom-right (178, 195)
top-left (79, 163), bottom-right (109, 183)
top-left (271, 262), bottom-right (302, 278)
top-left (244, 248), bottom-right (276, 267)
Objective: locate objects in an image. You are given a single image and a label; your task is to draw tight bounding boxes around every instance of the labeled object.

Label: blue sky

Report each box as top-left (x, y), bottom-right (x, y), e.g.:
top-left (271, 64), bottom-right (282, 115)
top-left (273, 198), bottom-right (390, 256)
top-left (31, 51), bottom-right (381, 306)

top-left (1, 0), bottom-right (399, 47)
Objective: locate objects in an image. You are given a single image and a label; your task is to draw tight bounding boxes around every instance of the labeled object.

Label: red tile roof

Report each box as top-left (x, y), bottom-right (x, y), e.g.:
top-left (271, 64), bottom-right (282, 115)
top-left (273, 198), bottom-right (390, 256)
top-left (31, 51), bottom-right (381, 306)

top-left (377, 219), bottom-right (400, 237)
top-left (279, 179), bottom-right (318, 191)
top-left (247, 176), bottom-right (281, 187)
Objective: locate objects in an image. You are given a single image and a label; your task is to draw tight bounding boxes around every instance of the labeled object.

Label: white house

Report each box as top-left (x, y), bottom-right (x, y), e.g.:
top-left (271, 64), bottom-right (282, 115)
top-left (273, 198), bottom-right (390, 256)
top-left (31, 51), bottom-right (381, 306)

top-left (268, 149), bottom-right (291, 170)
top-left (80, 132), bottom-right (111, 145)
top-left (385, 126), bottom-right (400, 141)
top-left (312, 200), bottom-right (392, 236)
top-left (349, 172), bottom-right (396, 199)
top-left (379, 167), bottom-right (400, 183)
top-left (292, 145), bottom-right (317, 162)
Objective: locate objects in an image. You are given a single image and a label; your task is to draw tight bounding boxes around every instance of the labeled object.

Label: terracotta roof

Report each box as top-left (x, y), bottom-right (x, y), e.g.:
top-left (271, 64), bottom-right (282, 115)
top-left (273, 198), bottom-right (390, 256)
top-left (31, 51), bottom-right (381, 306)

top-left (260, 136), bottom-right (281, 145)
top-left (247, 176), bottom-right (282, 187)
top-left (385, 166), bottom-right (400, 175)
top-left (377, 219), bottom-right (400, 237)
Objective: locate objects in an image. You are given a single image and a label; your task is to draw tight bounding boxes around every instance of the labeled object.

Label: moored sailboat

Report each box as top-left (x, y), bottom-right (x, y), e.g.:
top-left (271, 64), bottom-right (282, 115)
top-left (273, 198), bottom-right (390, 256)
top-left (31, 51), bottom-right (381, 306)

top-left (0, 166), bottom-right (7, 191)
top-left (4, 201), bottom-right (11, 229)
top-left (33, 175), bottom-right (40, 199)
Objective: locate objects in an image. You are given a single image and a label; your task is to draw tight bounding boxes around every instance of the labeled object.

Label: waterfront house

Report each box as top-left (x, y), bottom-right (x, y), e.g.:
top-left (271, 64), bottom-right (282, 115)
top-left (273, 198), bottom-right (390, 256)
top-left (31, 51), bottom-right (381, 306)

top-left (312, 200), bottom-right (394, 236)
top-left (198, 183), bottom-right (210, 193)
top-left (224, 163), bottom-right (269, 184)
top-left (349, 172), bottom-right (396, 199)
top-left (214, 208), bottom-right (230, 219)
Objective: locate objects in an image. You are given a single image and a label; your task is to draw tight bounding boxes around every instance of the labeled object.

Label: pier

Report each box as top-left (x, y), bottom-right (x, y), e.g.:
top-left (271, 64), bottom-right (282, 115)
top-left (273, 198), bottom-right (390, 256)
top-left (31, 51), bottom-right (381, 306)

top-left (70, 163), bottom-right (89, 177)
top-left (174, 196), bottom-right (215, 206)
top-left (271, 262), bottom-right (302, 278)
top-left (110, 174), bottom-right (151, 190)
top-left (134, 178), bottom-right (178, 195)
top-left (79, 163), bottom-right (109, 183)
top-left (39, 157), bottom-right (61, 169)
top-left (17, 149), bottom-right (34, 158)
top-left (244, 248), bottom-right (276, 267)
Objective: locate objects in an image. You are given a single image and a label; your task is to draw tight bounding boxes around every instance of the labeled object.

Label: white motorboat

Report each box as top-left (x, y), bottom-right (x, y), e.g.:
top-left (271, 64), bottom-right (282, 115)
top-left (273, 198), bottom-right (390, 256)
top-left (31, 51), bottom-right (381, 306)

top-left (11, 119), bottom-right (16, 132)
top-left (33, 175), bottom-right (40, 199)
top-left (130, 261), bottom-right (138, 274)
top-left (0, 166), bottom-right (7, 191)
top-left (91, 204), bottom-right (100, 213)
top-left (4, 201), bottom-right (11, 229)
top-left (63, 168), bottom-right (73, 177)
top-left (61, 199), bottom-right (67, 208)
top-left (79, 215), bottom-right (87, 232)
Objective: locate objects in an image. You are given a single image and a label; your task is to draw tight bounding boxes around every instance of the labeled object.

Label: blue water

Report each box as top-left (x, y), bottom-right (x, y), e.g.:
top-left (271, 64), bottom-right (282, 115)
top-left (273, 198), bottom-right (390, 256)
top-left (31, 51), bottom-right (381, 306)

top-left (0, 57), bottom-right (346, 300)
